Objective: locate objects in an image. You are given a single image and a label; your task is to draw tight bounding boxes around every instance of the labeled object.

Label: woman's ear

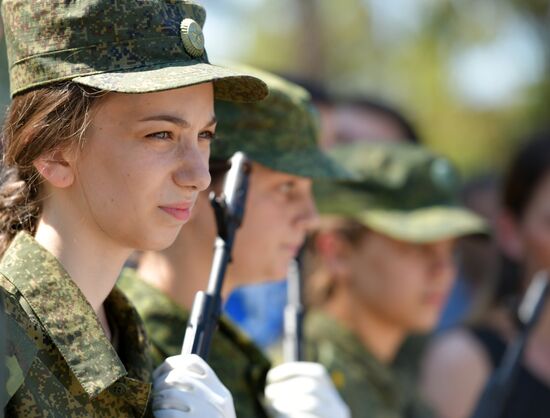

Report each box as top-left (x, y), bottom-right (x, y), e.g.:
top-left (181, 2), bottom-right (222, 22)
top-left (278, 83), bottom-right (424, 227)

top-left (496, 209), bottom-right (523, 260)
top-left (33, 149), bottom-right (75, 189)
top-left (314, 231), bottom-right (353, 282)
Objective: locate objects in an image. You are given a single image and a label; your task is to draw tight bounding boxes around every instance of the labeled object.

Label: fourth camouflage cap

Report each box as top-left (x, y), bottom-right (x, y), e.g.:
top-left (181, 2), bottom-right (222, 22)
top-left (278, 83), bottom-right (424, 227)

top-left (1, 0), bottom-right (267, 102)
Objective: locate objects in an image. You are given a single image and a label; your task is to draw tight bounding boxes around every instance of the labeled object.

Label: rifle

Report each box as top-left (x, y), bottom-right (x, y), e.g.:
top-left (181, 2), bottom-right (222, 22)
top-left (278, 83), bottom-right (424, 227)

top-left (181, 152), bottom-right (251, 359)
top-left (283, 251), bottom-right (304, 362)
top-left (469, 270), bottom-right (550, 418)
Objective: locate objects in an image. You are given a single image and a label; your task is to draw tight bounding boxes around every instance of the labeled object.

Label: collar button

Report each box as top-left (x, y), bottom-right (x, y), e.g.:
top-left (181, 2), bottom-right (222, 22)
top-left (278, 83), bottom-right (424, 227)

top-left (110, 381), bottom-right (128, 396)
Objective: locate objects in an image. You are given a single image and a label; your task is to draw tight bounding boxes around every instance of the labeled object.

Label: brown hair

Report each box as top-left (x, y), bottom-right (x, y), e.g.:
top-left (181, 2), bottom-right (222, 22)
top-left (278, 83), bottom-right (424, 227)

top-left (304, 216), bottom-right (368, 307)
top-left (0, 83), bottom-right (103, 256)
top-left (467, 131), bottom-right (550, 325)
top-left (494, 131), bottom-right (550, 307)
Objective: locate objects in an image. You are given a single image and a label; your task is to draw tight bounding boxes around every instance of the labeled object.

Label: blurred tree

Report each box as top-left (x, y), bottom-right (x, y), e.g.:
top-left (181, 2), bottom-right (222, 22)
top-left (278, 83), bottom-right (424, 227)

top-left (506, 0), bottom-right (550, 130)
top-left (240, 0), bottom-right (548, 175)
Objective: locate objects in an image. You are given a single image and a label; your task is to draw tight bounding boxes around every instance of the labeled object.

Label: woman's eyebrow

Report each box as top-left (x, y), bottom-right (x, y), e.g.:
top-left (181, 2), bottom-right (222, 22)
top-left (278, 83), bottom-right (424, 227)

top-left (203, 115), bottom-right (217, 128)
top-left (139, 114), bottom-right (190, 127)
top-left (138, 115), bottom-right (217, 129)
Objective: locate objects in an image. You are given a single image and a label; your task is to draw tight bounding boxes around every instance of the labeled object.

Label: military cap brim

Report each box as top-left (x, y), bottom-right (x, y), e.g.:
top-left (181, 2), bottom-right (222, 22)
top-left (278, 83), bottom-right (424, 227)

top-left (72, 62), bottom-right (268, 102)
top-left (356, 206), bottom-right (488, 243)
top-left (250, 148), bottom-right (352, 180)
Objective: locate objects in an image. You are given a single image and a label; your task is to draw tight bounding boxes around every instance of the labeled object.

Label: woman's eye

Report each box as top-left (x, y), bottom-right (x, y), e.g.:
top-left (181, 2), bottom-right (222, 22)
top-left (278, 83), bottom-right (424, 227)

top-left (147, 131), bottom-right (171, 140)
top-left (199, 130), bottom-right (216, 141)
top-left (278, 181), bottom-right (295, 194)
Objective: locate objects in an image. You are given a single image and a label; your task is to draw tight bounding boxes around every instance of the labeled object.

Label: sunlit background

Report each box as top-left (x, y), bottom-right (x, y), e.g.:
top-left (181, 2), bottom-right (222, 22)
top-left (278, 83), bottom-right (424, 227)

top-left (1, 0), bottom-right (549, 176)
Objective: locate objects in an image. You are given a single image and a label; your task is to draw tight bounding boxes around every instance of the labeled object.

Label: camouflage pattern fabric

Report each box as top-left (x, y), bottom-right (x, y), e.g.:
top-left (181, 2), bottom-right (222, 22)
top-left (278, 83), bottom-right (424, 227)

top-left (0, 232), bottom-right (153, 417)
top-left (315, 143), bottom-right (488, 243)
top-left (1, 0), bottom-right (267, 102)
top-left (117, 268), bottom-right (272, 418)
top-left (305, 310), bottom-right (434, 418)
top-left (212, 66), bottom-right (350, 180)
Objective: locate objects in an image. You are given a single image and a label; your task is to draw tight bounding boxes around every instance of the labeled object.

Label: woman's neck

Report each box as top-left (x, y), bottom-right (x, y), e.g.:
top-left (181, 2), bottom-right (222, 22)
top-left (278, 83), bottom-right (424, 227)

top-left (324, 286), bottom-right (406, 364)
top-left (34, 208), bottom-right (130, 339)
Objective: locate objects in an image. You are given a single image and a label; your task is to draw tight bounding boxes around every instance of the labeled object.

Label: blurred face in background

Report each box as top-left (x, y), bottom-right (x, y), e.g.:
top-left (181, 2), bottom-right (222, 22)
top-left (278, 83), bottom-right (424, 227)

top-left (345, 231), bottom-right (457, 332)
top-left (507, 171), bottom-right (550, 281)
top-left (317, 104), bottom-right (409, 149)
top-left (226, 162), bottom-right (319, 286)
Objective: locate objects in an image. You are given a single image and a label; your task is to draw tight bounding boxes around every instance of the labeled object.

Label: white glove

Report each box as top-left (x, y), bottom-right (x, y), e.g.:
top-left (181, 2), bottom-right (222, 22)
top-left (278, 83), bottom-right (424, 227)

top-left (265, 362), bottom-right (351, 418)
top-left (152, 354), bottom-right (236, 418)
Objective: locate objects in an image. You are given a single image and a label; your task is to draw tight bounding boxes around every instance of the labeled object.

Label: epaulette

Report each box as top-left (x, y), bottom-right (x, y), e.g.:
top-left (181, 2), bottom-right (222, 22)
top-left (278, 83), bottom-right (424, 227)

top-left (0, 277), bottom-right (40, 408)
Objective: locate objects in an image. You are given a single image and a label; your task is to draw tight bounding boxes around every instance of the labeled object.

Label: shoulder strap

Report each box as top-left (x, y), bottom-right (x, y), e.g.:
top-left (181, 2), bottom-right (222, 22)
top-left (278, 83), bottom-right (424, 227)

top-left (470, 326), bottom-right (507, 369)
top-left (0, 277), bottom-right (40, 408)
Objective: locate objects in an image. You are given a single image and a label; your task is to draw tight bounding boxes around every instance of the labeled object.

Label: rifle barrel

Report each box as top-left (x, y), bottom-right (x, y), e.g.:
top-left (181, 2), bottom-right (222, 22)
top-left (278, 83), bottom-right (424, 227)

top-left (284, 257), bottom-right (304, 362)
top-left (181, 152), bottom-right (250, 359)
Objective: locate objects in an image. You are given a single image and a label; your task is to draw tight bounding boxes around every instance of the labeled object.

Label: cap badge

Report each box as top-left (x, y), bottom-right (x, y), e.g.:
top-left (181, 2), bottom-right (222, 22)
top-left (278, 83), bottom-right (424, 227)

top-left (430, 158), bottom-right (456, 190)
top-left (180, 18), bottom-right (204, 58)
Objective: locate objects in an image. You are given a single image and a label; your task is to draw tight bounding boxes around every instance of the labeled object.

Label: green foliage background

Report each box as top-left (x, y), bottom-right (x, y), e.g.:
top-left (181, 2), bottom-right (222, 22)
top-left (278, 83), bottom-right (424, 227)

top-left (213, 0), bottom-right (550, 177)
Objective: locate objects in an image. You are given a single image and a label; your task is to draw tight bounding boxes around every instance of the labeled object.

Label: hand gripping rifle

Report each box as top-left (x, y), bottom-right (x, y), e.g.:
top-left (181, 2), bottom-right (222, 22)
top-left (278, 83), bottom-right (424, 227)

top-left (181, 152), bottom-right (251, 359)
top-left (283, 251), bottom-right (305, 362)
top-left (469, 270), bottom-right (550, 418)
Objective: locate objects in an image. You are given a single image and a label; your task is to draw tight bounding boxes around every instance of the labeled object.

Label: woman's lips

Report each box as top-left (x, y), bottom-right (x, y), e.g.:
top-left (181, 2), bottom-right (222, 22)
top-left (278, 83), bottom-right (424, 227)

top-left (159, 203), bottom-right (192, 222)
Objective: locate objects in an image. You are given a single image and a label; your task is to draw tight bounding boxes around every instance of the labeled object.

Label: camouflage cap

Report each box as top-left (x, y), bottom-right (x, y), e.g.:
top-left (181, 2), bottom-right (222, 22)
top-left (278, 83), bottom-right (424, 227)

top-left (315, 143), bottom-right (488, 243)
top-left (1, 0), bottom-right (267, 101)
top-left (211, 65), bottom-right (350, 179)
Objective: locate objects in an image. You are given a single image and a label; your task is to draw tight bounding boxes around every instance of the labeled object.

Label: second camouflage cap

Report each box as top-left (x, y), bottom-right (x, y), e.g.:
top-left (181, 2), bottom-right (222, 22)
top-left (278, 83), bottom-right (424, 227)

top-left (316, 143), bottom-right (488, 243)
top-left (1, 0), bottom-right (267, 101)
top-left (211, 66), bottom-right (349, 179)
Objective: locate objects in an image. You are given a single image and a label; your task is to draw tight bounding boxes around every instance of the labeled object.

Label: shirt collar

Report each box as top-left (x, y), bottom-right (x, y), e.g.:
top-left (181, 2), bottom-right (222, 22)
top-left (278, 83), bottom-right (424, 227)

top-left (217, 315), bottom-right (271, 377)
top-left (306, 310), bottom-right (396, 388)
top-left (118, 268), bottom-right (271, 384)
top-left (118, 269), bottom-right (188, 358)
top-left (104, 286), bottom-right (153, 384)
top-left (0, 232), bottom-right (127, 398)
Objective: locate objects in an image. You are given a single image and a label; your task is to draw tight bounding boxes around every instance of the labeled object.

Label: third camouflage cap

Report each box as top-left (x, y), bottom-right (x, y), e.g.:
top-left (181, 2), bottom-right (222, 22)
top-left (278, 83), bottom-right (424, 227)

top-left (315, 143), bottom-right (488, 243)
top-left (211, 66), bottom-right (350, 179)
top-left (1, 0), bottom-right (267, 101)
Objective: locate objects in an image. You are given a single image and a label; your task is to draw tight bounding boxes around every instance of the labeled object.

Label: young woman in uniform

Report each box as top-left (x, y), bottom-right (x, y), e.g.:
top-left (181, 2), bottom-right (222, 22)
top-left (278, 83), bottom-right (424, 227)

top-left (0, 1), bottom-right (266, 416)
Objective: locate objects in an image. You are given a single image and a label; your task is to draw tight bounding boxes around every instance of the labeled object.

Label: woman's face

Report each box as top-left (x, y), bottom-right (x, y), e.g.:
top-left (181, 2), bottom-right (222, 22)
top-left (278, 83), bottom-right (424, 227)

top-left (227, 163), bottom-right (319, 285)
top-left (349, 232), bottom-right (456, 332)
top-left (69, 83), bottom-right (214, 251)
top-left (516, 172), bottom-right (550, 278)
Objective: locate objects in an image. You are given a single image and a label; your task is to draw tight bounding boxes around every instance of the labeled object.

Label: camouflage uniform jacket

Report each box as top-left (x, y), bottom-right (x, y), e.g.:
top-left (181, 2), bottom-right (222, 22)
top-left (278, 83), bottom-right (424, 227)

top-left (117, 268), bottom-right (272, 418)
top-left (305, 310), bottom-right (434, 418)
top-left (1, 232), bottom-right (153, 417)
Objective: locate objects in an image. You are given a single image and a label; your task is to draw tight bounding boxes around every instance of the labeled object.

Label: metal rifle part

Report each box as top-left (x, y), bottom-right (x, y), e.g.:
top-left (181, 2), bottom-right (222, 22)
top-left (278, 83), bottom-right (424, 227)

top-left (469, 270), bottom-right (550, 418)
top-left (181, 152), bottom-right (251, 359)
top-left (283, 252), bottom-right (305, 363)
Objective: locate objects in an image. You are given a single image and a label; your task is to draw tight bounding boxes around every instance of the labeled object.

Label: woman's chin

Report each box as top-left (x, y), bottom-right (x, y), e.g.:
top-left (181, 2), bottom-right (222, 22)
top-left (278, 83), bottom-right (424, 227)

top-left (135, 231), bottom-right (182, 252)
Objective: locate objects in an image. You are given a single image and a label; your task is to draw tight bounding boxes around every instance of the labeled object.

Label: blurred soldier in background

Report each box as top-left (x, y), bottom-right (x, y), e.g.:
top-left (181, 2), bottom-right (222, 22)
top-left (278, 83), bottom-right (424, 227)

top-left (421, 132), bottom-right (550, 418)
top-left (304, 143), bottom-right (487, 418)
top-left (225, 80), bottom-right (423, 349)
